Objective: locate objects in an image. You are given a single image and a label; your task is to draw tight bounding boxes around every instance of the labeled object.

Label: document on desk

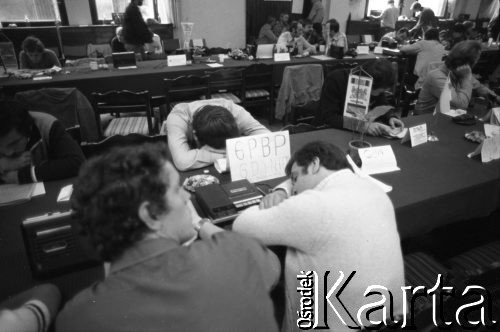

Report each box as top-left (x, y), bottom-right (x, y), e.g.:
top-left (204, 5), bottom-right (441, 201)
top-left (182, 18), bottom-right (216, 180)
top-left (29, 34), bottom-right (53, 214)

top-left (358, 145), bottom-right (400, 175)
top-left (311, 55), bottom-right (333, 61)
top-left (346, 155), bottom-right (392, 193)
top-left (0, 183), bottom-right (36, 206)
top-left (206, 63), bottom-right (223, 68)
top-left (57, 184), bottom-right (73, 202)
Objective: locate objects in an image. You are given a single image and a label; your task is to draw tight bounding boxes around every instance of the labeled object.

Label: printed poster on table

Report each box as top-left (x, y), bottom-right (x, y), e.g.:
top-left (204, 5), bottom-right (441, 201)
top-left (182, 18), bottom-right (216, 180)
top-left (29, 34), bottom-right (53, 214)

top-left (226, 131), bottom-right (291, 183)
top-left (343, 74), bottom-right (373, 120)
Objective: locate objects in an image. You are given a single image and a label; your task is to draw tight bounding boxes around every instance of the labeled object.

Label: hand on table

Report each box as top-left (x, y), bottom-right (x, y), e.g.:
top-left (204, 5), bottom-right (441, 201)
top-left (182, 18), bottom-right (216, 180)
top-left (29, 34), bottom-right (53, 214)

top-left (365, 122), bottom-right (392, 137)
top-left (0, 153), bottom-right (31, 173)
top-left (389, 117), bottom-right (405, 130)
top-left (259, 189), bottom-right (288, 210)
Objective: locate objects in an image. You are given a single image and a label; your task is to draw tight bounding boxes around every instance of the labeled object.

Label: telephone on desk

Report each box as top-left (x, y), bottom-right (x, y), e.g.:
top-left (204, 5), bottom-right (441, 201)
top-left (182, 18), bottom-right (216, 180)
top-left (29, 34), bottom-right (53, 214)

top-left (194, 179), bottom-right (264, 224)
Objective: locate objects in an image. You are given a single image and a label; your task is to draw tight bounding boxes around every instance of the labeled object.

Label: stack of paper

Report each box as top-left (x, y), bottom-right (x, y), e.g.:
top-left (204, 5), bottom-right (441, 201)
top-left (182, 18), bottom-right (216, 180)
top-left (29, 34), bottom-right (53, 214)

top-left (0, 183), bottom-right (37, 206)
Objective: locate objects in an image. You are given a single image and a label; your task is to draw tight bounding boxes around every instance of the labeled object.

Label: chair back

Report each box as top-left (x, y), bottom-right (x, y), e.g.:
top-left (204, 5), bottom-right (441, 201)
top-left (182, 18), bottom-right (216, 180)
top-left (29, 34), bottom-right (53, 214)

top-left (242, 63), bottom-right (273, 95)
top-left (81, 134), bottom-right (167, 159)
top-left (164, 75), bottom-right (210, 113)
top-left (205, 68), bottom-right (244, 98)
top-left (87, 43), bottom-right (113, 58)
top-left (91, 90), bottom-right (153, 138)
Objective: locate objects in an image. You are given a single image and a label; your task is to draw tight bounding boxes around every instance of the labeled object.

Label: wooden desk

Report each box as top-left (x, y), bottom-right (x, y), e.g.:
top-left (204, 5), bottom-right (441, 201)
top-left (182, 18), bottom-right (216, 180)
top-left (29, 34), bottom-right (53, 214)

top-left (0, 53), bottom-right (384, 98)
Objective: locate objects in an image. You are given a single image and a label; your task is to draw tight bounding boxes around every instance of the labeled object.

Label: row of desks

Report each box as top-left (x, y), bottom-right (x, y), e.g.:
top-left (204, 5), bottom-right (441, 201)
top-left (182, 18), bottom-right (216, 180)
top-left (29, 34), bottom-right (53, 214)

top-left (0, 113), bottom-right (499, 301)
top-left (0, 53), bottom-right (384, 98)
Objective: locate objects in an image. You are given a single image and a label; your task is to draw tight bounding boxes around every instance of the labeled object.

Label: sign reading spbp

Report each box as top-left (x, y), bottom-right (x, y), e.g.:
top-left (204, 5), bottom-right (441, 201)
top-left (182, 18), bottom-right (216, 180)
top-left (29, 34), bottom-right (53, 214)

top-left (226, 131), bottom-right (290, 183)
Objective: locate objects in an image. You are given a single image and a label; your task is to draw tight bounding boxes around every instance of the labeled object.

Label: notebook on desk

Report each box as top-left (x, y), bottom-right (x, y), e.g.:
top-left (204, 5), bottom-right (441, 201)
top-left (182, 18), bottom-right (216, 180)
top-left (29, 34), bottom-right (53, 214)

top-left (256, 44), bottom-right (275, 59)
top-left (112, 52), bottom-right (137, 69)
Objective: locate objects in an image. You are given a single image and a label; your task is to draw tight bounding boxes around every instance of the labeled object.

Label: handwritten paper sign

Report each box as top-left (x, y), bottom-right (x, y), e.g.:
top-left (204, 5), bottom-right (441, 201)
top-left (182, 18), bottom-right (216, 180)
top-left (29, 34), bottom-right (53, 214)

top-left (192, 39), bottom-right (204, 47)
top-left (343, 74), bottom-right (373, 120)
top-left (485, 124), bottom-right (500, 138)
top-left (274, 53), bottom-right (291, 62)
top-left (167, 54), bottom-right (187, 67)
top-left (226, 131), bottom-right (290, 183)
top-left (401, 123), bottom-right (428, 147)
top-left (358, 145), bottom-right (400, 175)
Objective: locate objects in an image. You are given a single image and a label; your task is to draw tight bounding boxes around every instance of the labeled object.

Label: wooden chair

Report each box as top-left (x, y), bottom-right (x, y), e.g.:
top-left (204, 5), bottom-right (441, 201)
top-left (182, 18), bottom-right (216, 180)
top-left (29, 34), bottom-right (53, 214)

top-left (81, 133), bottom-right (167, 159)
top-left (163, 74), bottom-right (210, 115)
top-left (205, 68), bottom-right (244, 104)
top-left (241, 63), bottom-right (274, 122)
top-left (91, 90), bottom-right (155, 138)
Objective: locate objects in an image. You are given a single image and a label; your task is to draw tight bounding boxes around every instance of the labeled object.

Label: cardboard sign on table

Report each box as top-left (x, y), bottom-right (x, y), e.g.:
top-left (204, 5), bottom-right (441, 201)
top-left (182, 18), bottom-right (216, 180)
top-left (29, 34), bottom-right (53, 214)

top-left (343, 68), bottom-right (373, 121)
top-left (226, 131), bottom-right (290, 183)
top-left (358, 145), bottom-right (400, 175)
top-left (401, 123), bottom-right (428, 147)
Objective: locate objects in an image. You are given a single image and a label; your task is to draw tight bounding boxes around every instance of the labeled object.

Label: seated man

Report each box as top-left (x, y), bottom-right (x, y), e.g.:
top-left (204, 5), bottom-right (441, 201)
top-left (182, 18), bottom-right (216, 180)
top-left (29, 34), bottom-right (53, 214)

top-left (401, 28), bottom-right (446, 89)
top-left (277, 21), bottom-right (316, 55)
top-left (303, 18), bottom-right (324, 46)
top-left (256, 16), bottom-right (278, 45)
top-left (0, 101), bottom-right (85, 184)
top-left (19, 36), bottom-right (61, 70)
top-left (379, 27), bottom-right (410, 46)
top-left (164, 99), bottom-right (269, 171)
top-left (110, 27), bottom-right (127, 53)
top-left (232, 141), bottom-right (405, 332)
top-left (415, 40), bottom-right (500, 114)
top-left (316, 58), bottom-right (405, 136)
top-left (56, 143), bottom-right (280, 332)
top-left (0, 284), bottom-right (61, 332)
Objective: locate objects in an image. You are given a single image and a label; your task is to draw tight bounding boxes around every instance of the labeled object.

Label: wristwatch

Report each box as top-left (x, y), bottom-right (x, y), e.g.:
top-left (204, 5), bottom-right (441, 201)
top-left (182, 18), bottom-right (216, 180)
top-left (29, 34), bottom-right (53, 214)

top-left (194, 218), bottom-right (211, 232)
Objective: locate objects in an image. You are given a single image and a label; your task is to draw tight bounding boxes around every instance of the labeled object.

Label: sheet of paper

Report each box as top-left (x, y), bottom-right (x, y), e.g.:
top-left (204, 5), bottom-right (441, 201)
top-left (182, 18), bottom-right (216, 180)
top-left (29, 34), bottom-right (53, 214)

top-left (442, 109), bottom-right (467, 117)
top-left (33, 76), bottom-right (52, 81)
top-left (481, 136), bottom-right (500, 163)
top-left (32, 182), bottom-right (46, 197)
top-left (274, 53), bottom-right (290, 61)
top-left (311, 55), bottom-right (333, 61)
top-left (358, 145), bottom-right (400, 175)
top-left (0, 183), bottom-right (35, 206)
top-left (206, 63), bottom-right (223, 68)
top-left (374, 46), bottom-right (384, 54)
top-left (356, 46), bottom-right (369, 54)
top-left (57, 184), bottom-right (73, 202)
top-left (167, 54), bottom-right (187, 67)
top-left (484, 124), bottom-right (500, 138)
top-left (346, 155), bottom-right (392, 193)
top-left (192, 39), bottom-right (204, 47)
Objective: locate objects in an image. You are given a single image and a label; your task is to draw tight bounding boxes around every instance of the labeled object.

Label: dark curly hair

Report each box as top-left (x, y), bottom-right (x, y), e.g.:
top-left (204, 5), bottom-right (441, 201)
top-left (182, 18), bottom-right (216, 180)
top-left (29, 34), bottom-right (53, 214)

top-left (192, 105), bottom-right (239, 149)
top-left (71, 143), bottom-right (171, 261)
top-left (285, 141), bottom-right (351, 175)
top-left (363, 58), bottom-right (396, 89)
top-left (21, 36), bottom-right (45, 53)
top-left (0, 101), bottom-right (34, 138)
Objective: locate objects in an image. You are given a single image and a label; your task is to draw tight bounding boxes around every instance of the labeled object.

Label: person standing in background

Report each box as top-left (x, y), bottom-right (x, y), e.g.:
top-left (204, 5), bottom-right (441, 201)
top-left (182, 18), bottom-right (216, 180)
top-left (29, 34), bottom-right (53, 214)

top-left (273, 13), bottom-right (290, 38)
top-left (308, 0), bottom-right (325, 36)
top-left (122, 0), bottom-right (153, 57)
top-left (257, 16), bottom-right (278, 45)
top-left (370, 0), bottom-right (400, 36)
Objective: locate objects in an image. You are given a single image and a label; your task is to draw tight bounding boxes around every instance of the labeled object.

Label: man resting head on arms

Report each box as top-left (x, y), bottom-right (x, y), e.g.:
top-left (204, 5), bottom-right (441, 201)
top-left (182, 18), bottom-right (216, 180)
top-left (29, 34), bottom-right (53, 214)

top-left (19, 36), bottom-right (61, 70)
top-left (0, 101), bottom-right (85, 184)
top-left (56, 143), bottom-right (280, 332)
top-left (164, 99), bottom-right (269, 171)
top-left (232, 141), bottom-right (405, 332)
top-left (317, 58), bottom-right (405, 136)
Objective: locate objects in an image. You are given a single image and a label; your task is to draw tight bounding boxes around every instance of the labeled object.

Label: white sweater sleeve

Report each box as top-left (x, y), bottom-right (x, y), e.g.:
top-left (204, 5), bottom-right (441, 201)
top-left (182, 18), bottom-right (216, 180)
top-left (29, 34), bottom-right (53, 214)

top-left (233, 191), bottom-right (322, 253)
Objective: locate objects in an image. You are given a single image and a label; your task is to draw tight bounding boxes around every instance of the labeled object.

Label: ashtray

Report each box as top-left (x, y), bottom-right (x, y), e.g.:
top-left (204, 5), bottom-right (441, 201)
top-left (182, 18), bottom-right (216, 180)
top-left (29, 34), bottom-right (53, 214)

top-left (183, 174), bottom-right (219, 192)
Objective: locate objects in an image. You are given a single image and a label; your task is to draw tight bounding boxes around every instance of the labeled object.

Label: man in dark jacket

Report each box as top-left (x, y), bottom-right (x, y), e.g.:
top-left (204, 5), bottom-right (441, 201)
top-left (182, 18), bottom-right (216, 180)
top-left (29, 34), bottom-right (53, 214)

top-left (0, 101), bottom-right (85, 184)
top-left (316, 59), bottom-right (404, 136)
top-left (122, 0), bottom-right (153, 55)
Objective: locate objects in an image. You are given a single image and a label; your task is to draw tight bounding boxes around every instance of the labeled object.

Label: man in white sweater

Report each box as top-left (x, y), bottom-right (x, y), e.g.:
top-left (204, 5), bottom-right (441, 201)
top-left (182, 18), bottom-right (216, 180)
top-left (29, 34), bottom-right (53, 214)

top-left (233, 141), bottom-right (405, 332)
top-left (163, 99), bottom-right (269, 171)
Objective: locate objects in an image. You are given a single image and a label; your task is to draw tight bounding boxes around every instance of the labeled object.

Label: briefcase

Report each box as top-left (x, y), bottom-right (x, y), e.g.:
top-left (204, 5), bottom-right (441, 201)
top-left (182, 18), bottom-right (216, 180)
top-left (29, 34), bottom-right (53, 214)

top-left (22, 211), bottom-right (101, 278)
